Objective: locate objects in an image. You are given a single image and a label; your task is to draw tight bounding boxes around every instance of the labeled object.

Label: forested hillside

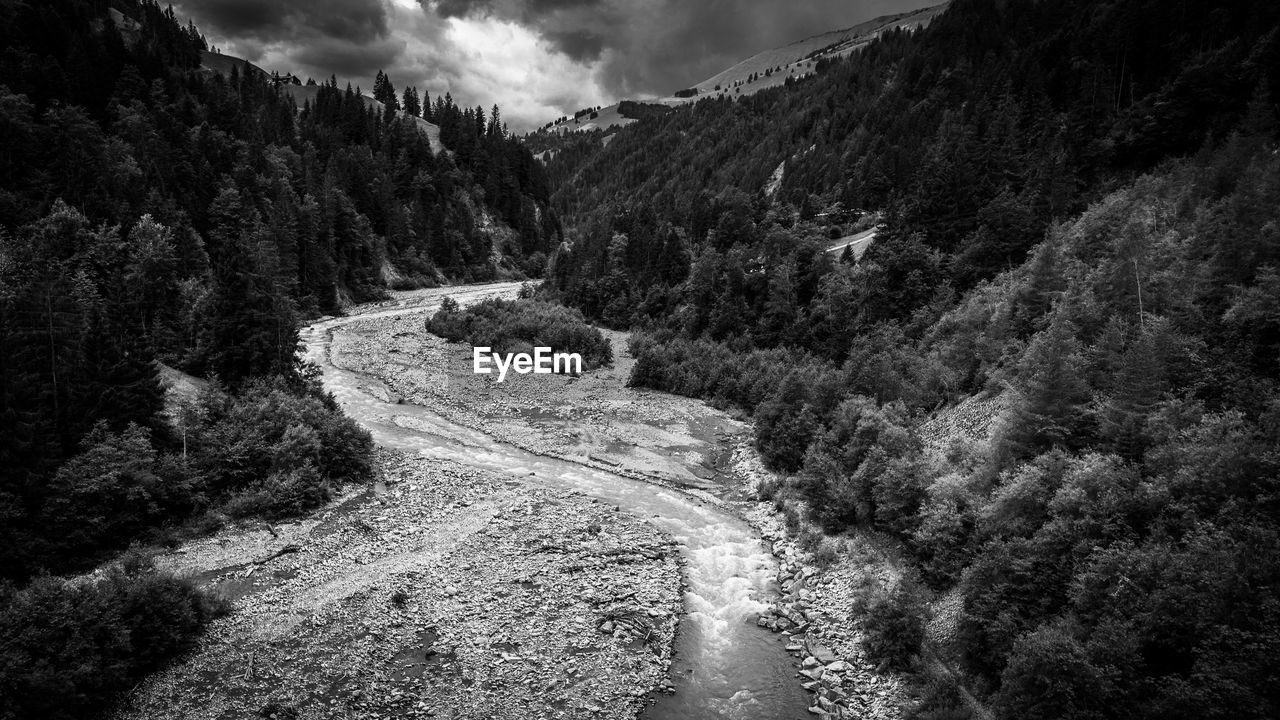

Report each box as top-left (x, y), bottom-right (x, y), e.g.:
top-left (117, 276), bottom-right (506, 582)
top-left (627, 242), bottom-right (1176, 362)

top-left (0, 0), bottom-right (559, 577)
top-left (548, 0), bottom-right (1279, 323)
top-left (0, 2), bottom-right (554, 714)
top-left (542, 0), bottom-right (1280, 717)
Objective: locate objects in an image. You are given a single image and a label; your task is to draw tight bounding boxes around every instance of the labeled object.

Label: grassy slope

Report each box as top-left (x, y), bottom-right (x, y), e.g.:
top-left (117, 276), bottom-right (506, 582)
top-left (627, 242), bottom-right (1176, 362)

top-left (539, 2), bottom-right (948, 135)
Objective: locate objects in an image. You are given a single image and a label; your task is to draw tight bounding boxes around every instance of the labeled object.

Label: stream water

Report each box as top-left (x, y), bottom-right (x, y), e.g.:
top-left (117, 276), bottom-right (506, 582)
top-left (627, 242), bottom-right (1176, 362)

top-left (301, 287), bottom-right (810, 720)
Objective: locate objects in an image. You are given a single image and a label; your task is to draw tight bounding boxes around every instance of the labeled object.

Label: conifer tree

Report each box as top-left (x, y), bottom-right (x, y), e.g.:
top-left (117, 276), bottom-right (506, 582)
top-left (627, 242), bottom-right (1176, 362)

top-left (372, 69), bottom-right (399, 112)
top-left (402, 85), bottom-right (421, 118)
top-left (999, 314), bottom-right (1091, 459)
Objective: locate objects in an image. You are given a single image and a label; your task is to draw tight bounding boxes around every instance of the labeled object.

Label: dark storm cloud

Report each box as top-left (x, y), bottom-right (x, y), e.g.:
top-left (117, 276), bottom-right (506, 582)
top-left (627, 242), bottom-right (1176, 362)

top-left (172, 0), bottom-right (938, 131)
top-left (176, 0), bottom-right (390, 45)
top-left (174, 0), bottom-right (408, 83)
top-left (425, 0), bottom-right (940, 97)
top-left (543, 28), bottom-right (605, 61)
top-left (434, 0), bottom-right (603, 20)
top-left (290, 36), bottom-right (406, 80)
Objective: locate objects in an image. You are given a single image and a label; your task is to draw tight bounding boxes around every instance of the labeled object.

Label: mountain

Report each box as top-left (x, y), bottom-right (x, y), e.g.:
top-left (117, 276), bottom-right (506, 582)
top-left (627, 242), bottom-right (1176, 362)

top-left (539, 0), bottom-right (1280, 717)
top-left (535, 3), bottom-right (947, 135)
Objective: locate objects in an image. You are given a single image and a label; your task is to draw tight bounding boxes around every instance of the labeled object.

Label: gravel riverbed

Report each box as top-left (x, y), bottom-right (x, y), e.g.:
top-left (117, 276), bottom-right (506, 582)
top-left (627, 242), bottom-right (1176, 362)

top-left (330, 309), bottom-right (745, 493)
top-left (117, 450), bottom-right (682, 720)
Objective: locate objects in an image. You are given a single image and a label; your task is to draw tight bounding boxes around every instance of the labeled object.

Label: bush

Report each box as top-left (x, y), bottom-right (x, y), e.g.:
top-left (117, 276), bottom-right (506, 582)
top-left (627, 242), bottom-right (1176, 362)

top-left (427, 298), bottom-right (612, 370)
top-left (872, 456), bottom-right (932, 538)
top-left (38, 423), bottom-right (165, 567)
top-left (993, 625), bottom-right (1106, 720)
top-left (906, 674), bottom-right (975, 720)
top-left (812, 536), bottom-right (840, 569)
top-left (0, 558), bottom-right (216, 720)
top-left (797, 396), bottom-right (921, 531)
top-left (191, 379), bottom-right (375, 516)
top-left (910, 473), bottom-right (978, 587)
top-left (856, 578), bottom-right (928, 671)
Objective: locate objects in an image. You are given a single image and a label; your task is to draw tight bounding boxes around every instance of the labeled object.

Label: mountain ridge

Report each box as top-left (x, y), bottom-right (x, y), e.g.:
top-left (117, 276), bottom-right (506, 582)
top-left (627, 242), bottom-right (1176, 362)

top-left (196, 49), bottom-right (447, 154)
top-left (534, 2), bottom-right (947, 135)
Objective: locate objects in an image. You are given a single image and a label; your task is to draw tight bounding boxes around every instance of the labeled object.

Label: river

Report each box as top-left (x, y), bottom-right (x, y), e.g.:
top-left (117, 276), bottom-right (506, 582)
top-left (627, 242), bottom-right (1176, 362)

top-left (301, 284), bottom-right (811, 719)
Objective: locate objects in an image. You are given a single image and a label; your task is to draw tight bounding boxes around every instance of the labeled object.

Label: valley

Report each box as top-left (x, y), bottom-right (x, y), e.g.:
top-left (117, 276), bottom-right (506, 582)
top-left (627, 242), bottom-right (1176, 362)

top-left (4, 2), bottom-right (1279, 720)
top-left (116, 283), bottom-right (910, 720)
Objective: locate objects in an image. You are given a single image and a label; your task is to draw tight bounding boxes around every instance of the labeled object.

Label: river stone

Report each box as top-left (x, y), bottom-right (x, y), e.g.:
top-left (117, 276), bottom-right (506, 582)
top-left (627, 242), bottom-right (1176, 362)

top-left (800, 667), bottom-right (824, 682)
top-left (806, 640), bottom-right (838, 664)
top-left (825, 660), bottom-right (853, 674)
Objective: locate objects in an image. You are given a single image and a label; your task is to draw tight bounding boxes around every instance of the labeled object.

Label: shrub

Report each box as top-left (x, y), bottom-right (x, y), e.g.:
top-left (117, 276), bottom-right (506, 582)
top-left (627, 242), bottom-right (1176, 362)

top-left (872, 456), bottom-right (932, 539)
top-left (856, 577), bottom-right (927, 671)
top-left (0, 558), bottom-right (215, 720)
top-left (191, 379), bottom-right (374, 515)
top-left (798, 396), bottom-right (921, 531)
top-left (993, 626), bottom-right (1106, 720)
top-left (906, 674), bottom-right (975, 720)
top-left (38, 423), bottom-right (164, 567)
top-left (910, 473), bottom-right (978, 587)
top-left (812, 536), bottom-right (840, 568)
top-left (427, 298), bottom-right (612, 370)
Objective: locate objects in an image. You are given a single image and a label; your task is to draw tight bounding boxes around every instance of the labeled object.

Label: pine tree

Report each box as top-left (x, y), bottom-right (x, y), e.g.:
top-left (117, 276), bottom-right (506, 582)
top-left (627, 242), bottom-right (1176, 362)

top-left (488, 104), bottom-right (503, 138)
top-left (373, 69), bottom-right (399, 112)
top-left (1097, 324), bottom-right (1168, 460)
top-left (201, 184), bottom-right (298, 383)
top-left (402, 85), bottom-right (421, 118)
top-left (999, 314), bottom-right (1091, 459)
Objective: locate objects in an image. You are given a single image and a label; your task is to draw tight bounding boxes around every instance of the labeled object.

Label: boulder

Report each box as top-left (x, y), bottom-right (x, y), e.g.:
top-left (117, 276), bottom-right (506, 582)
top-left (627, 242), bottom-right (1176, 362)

top-left (825, 660), bottom-right (853, 674)
top-left (806, 640), bottom-right (838, 664)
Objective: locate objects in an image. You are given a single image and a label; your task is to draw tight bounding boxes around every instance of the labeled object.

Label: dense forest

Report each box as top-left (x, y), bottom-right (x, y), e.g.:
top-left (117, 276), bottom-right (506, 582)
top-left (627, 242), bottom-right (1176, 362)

top-left (543, 0), bottom-right (1280, 717)
top-left (0, 1), bottom-right (555, 716)
top-left (0, 0), bottom-right (561, 574)
top-left (547, 0), bottom-right (1279, 323)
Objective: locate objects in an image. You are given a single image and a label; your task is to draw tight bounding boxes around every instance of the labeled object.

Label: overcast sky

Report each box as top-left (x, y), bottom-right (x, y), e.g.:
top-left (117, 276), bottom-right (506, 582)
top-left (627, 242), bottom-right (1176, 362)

top-left (172, 0), bottom-right (938, 132)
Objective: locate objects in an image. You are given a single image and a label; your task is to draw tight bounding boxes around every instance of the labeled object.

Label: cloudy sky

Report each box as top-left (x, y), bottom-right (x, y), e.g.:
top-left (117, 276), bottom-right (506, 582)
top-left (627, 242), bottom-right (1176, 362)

top-left (173, 0), bottom-right (937, 132)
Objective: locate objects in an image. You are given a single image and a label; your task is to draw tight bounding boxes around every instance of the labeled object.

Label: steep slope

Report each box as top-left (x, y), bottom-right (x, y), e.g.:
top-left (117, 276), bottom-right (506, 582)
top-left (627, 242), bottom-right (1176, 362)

top-left (545, 0), bottom-right (1280, 327)
top-left (687, 4), bottom-right (947, 101)
top-left (535, 0), bottom-right (1280, 718)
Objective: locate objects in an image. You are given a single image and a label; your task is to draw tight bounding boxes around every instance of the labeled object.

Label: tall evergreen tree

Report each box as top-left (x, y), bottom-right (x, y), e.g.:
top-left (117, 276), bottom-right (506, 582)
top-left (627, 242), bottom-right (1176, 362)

top-left (402, 85), bottom-right (421, 118)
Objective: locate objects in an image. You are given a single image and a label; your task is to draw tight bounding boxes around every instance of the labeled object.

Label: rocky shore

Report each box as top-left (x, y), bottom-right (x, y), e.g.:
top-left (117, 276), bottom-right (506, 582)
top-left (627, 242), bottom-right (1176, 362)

top-left (732, 443), bottom-right (911, 720)
top-left (118, 450), bottom-right (682, 720)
